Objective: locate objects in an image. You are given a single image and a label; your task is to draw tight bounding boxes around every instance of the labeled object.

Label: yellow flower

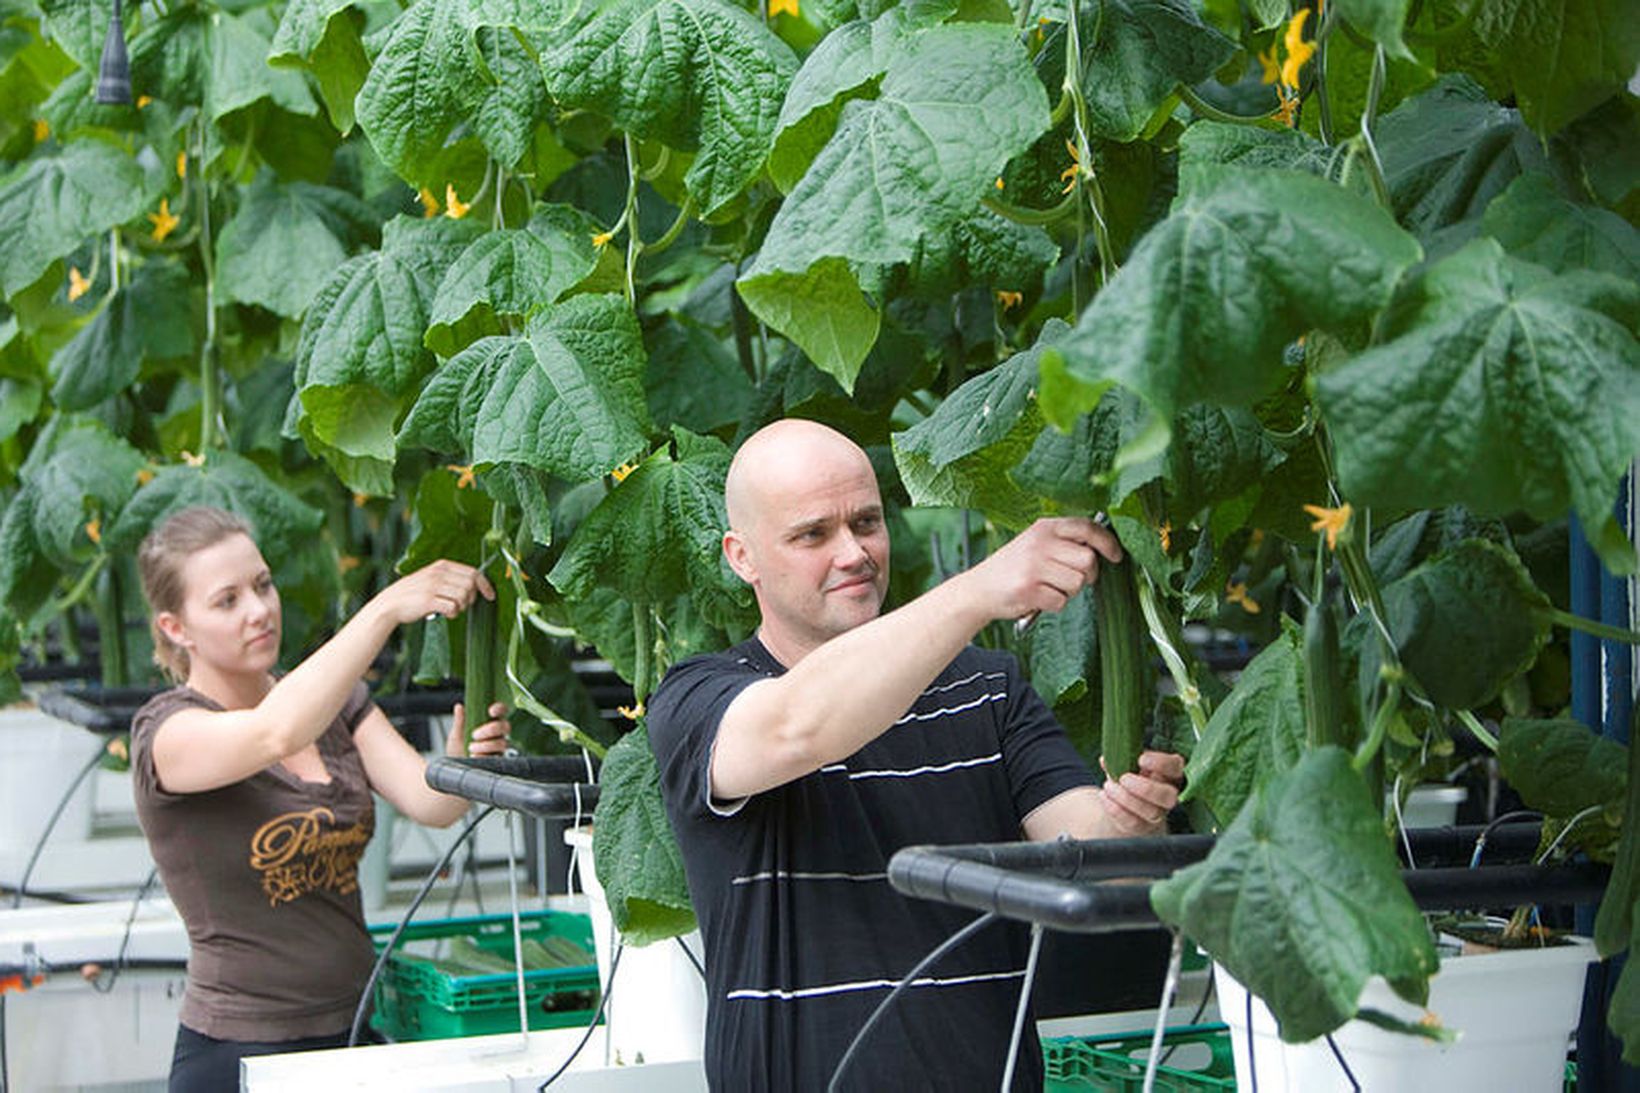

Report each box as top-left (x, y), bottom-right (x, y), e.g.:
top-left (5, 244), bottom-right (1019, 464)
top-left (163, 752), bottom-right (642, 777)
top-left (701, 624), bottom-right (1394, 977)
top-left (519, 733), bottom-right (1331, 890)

top-left (1158, 521), bottom-right (1172, 553)
top-left (148, 198), bottom-right (180, 242)
top-left (352, 491), bottom-right (370, 507)
top-left (32, 118), bottom-right (48, 142)
top-left (338, 554), bottom-right (362, 574)
top-left (1059, 138), bottom-right (1082, 194)
top-left (1257, 46), bottom-right (1281, 85)
top-left (181, 450), bottom-right (205, 467)
top-left (136, 95), bottom-right (152, 109)
top-left (84, 517), bottom-right (101, 545)
top-left (135, 467), bottom-right (155, 486)
top-left (768, 0), bottom-right (798, 16)
top-left (67, 266), bottom-right (91, 302)
top-left (616, 702), bottom-right (645, 721)
top-left (994, 176), bottom-right (1005, 191)
top-left (1281, 9), bottom-right (1315, 90)
top-left (444, 183), bottom-right (470, 219)
top-left (592, 229), bottom-right (614, 248)
top-left (610, 460), bottom-right (639, 482)
top-left (446, 463), bottom-right (476, 489)
top-left (176, 152), bottom-right (188, 179)
top-left (418, 187), bottom-right (439, 218)
top-left (1225, 581), bottom-right (1261, 614)
top-left (1303, 501), bottom-right (1353, 551)
top-left (1272, 87), bottom-right (1301, 128)
top-left (504, 562), bottom-right (529, 583)
top-left (996, 289), bottom-right (1023, 312)
top-left (105, 737), bottom-right (128, 762)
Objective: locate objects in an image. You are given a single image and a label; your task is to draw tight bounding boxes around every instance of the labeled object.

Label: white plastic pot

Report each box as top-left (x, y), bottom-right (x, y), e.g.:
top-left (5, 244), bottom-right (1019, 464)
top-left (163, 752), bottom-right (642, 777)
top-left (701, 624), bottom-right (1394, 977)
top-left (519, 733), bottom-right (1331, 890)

top-left (0, 703), bottom-right (101, 850)
top-left (1215, 936), bottom-right (1592, 1092)
top-left (563, 825), bottom-right (707, 1065)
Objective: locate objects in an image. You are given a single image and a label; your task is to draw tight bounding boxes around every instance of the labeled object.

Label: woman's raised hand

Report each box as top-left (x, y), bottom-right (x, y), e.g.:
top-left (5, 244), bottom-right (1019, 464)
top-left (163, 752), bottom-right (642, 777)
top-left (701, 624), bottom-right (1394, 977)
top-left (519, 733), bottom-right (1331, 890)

top-left (448, 702), bottom-right (512, 758)
top-left (373, 559), bottom-right (495, 627)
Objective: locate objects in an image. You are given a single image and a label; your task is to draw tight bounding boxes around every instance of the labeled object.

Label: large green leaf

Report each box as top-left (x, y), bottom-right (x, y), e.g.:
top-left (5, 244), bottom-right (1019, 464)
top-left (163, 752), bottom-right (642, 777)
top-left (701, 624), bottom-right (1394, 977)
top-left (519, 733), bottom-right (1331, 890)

top-left (1181, 619), bottom-right (1306, 827)
top-left (268, 0), bottom-right (369, 132)
top-left (1038, 170), bottom-right (1421, 465)
top-left (49, 260), bottom-right (194, 410)
top-left (1010, 386), bottom-right (1159, 514)
top-left (1176, 121), bottom-right (1336, 198)
top-left (1333, 0), bottom-right (1414, 59)
top-left (36, 0), bottom-right (114, 69)
top-left (738, 22), bottom-right (1050, 390)
top-left (549, 428), bottom-right (752, 629)
top-left (1461, 0), bottom-right (1640, 137)
top-left (401, 295), bottom-right (652, 482)
top-left (291, 215), bottom-right (481, 494)
top-left (1497, 717), bottom-right (1626, 822)
top-left (1480, 173), bottom-right (1640, 281)
top-left (1346, 540), bottom-right (1552, 711)
top-left (401, 466), bottom-right (494, 571)
top-left (0, 492), bottom-right (59, 621)
top-left (1316, 239), bottom-right (1640, 574)
top-left (1027, 585), bottom-right (1096, 707)
top-left (644, 314), bottom-right (754, 434)
top-left (891, 323), bottom-right (1066, 528)
top-left (127, 7), bottom-right (315, 121)
top-left (0, 137), bottom-right (156, 297)
top-left (1152, 747), bottom-right (1439, 1043)
top-left (767, 1), bottom-right (956, 191)
top-left (424, 204), bottom-right (602, 358)
top-left (1375, 76), bottom-right (1551, 241)
top-left (16, 414), bottom-right (144, 567)
top-left (543, 0), bottom-right (798, 216)
top-left (216, 172), bottom-right (376, 318)
top-left (591, 724), bottom-right (697, 946)
top-left (1073, 0), bottom-right (1236, 141)
top-left (104, 450), bottom-right (323, 559)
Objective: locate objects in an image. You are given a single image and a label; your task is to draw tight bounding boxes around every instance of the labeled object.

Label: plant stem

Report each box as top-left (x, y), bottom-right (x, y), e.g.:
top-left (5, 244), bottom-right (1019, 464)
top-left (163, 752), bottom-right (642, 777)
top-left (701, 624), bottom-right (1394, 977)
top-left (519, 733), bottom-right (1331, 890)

top-left (1137, 576), bottom-right (1210, 735)
top-left (47, 555), bottom-right (108, 617)
top-left (1356, 46), bottom-right (1393, 210)
top-left (621, 134), bottom-right (641, 307)
top-left (1546, 608), bottom-right (1640, 646)
top-left (195, 124), bottom-right (219, 451)
top-left (1175, 84), bottom-right (1273, 126)
top-left (1353, 679), bottom-right (1401, 771)
top-left (1314, 2), bottom-right (1336, 145)
top-left (729, 267), bottom-right (759, 384)
top-left (1014, 0), bottom-right (1033, 32)
top-left (1454, 708), bottom-right (1498, 752)
top-left (93, 558), bottom-right (129, 687)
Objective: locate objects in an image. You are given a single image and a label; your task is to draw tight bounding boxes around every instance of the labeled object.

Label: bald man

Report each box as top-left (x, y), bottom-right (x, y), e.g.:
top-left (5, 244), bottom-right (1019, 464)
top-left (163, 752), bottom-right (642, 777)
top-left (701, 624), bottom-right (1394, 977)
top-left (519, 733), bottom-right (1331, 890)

top-left (647, 419), bottom-right (1184, 1091)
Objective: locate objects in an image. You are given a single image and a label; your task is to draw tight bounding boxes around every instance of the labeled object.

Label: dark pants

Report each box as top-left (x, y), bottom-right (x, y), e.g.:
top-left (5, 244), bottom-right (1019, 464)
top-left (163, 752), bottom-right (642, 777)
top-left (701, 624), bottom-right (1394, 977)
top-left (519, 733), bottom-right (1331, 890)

top-left (169, 1023), bottom-right (379, 1092)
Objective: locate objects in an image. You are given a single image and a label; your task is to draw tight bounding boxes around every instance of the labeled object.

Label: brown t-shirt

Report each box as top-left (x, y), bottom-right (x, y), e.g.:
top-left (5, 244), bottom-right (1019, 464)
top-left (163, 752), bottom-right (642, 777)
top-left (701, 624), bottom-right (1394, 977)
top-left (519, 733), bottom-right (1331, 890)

top-left (132, 681), bottom-right (378, 1041)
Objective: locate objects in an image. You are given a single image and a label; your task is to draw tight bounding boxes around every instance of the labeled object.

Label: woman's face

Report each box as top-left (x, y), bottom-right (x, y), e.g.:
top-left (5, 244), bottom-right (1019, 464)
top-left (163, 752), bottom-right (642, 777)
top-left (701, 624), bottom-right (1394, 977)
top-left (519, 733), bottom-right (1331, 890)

top-left (165, 533), bottom-right (281, 678)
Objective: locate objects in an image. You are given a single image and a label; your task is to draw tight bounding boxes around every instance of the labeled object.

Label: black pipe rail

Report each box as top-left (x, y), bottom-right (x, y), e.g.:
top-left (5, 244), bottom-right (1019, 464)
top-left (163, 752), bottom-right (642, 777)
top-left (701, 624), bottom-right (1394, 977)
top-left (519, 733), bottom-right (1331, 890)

top-left (424, 755), bottom-right (600, 818)
top-left (887, 824), bottom-right (1607, 934)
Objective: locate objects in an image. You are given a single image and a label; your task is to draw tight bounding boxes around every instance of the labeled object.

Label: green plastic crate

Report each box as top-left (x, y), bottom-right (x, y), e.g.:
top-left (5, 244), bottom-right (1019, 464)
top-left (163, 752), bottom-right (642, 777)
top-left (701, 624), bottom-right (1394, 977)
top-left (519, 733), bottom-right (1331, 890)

top-left (1043, 1024), bottom-right (1236, 1092)
top-left (367, 910), bottom-right (601, 1041)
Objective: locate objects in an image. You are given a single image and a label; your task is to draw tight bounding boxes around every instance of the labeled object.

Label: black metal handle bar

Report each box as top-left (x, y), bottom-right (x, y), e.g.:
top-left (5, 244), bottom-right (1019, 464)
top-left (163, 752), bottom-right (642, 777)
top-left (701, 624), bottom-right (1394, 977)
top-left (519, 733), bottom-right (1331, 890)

top-left (424, 755), bottom-right (600, 818)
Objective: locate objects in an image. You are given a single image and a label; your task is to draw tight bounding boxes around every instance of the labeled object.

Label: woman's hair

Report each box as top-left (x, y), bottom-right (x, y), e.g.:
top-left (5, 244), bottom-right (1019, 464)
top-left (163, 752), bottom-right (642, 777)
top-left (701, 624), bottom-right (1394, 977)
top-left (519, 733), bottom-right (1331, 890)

top-left (138, 506), bottom-right (254, 683)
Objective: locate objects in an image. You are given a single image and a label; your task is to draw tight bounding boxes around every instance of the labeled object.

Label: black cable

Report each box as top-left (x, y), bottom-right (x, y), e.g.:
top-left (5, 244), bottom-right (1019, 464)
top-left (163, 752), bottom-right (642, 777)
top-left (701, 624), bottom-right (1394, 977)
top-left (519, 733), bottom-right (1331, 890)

top-left (91, 867), bottom-right (161, 995)
top-left (675, 936), bottom-right (706, 981)
top-left (1471, 810), bottom-right (1543, 867)
top-left (11, 747), bottom-right (103, 909)
top-left (537, 942), bottom-right (624, 1091)
top-left (1325, 1032), bottom-right (1361, 1090)
top-left (826, 911), bottom-right (1001, 1093)
top-left (348, 805), bottom-right (496, 1047)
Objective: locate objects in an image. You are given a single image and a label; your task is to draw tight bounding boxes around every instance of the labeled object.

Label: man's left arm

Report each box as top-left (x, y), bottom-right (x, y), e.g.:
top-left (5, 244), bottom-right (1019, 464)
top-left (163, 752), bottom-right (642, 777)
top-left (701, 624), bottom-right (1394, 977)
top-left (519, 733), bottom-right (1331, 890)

top-left (1020, 753), bottom-right (1184, 840)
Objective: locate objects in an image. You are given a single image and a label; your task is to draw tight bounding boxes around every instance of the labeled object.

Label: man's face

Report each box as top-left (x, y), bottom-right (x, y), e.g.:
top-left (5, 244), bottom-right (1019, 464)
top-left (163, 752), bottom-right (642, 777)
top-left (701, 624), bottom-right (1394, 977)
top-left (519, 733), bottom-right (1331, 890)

top-left (730, 452), bottom-right (890, 659)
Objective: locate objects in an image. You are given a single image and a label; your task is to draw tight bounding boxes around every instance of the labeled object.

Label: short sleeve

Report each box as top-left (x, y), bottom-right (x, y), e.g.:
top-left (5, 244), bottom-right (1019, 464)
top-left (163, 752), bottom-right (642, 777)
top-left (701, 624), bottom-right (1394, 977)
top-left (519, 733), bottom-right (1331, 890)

top-left (339, 680), bottom-right (373, 735)
top-left (647, 653), bottom-right (763, 822)
top-left (130, 687), bottom-right (207, 804)
top-left (997, 654), bottom-right (1097, 819)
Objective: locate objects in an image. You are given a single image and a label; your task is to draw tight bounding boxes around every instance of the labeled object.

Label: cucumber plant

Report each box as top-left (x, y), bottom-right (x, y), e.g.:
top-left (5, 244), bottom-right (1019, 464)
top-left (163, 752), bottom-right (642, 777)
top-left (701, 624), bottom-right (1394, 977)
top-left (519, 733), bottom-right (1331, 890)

top-left (0, 0), bottom-right (1637, 1057)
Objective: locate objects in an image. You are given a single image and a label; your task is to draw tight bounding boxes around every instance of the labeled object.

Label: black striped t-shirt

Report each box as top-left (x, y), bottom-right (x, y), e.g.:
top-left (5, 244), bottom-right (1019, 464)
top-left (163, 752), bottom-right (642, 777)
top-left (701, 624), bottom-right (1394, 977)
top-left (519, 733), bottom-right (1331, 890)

top-left (647, 637), bottom-right (1096, 1091)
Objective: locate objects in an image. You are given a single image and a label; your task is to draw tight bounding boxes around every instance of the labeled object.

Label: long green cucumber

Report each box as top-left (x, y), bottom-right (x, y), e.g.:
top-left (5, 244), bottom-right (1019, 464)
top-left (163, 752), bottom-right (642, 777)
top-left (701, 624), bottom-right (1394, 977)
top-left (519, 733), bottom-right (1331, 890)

top-left (1096, 557), bottom-right (1145, 779)
top-left (463, 588), bottom-right (498, 744)
top-left (1302, 592), bottom-right (1346, 750)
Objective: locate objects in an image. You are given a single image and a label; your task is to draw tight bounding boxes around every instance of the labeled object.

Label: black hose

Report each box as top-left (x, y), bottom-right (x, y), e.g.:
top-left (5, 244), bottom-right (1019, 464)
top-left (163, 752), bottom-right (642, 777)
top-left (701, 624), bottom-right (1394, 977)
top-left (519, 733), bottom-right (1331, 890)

top-left (11, 746), bottom-right (104, 910)
top-left (536, 942), bottom-right (624, 1090)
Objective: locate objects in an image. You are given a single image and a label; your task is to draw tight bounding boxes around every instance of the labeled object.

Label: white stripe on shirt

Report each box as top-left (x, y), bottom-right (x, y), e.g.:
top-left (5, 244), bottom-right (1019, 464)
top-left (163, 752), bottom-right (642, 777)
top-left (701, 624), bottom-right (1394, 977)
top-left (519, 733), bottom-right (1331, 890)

top-left (919, 670), bottom-right (1007, 697)
top-left (821, 752), bottom-right (1003, 781)
top-left (890, 690), bottom-right (1007, 727)
top-left (726, 968), bottom-right (1025, 1001)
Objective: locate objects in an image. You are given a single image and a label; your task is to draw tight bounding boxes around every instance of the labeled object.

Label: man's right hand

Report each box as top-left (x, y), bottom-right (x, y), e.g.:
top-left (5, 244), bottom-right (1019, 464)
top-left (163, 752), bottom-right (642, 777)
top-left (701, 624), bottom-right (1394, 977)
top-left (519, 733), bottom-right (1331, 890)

top-left (960, 517), bottom-right (1125, 622)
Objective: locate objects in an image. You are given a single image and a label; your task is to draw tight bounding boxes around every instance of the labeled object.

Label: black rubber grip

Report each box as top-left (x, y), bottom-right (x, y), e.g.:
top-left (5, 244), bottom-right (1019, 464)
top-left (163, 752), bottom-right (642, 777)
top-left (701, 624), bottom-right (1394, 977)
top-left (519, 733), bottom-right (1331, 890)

top-left (424, 756), bottom-right (601, 817)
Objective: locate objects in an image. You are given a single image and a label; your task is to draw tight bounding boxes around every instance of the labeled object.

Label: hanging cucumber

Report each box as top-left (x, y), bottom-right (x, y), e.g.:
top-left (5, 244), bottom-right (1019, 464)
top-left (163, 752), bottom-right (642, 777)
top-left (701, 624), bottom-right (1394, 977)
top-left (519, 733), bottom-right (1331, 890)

top-left (1303, 591), bottom-right (1346, 750)
top-left (1096, 556), bottom-right (1145, 780)
top-left (463, 583), bottom-right (498, 745)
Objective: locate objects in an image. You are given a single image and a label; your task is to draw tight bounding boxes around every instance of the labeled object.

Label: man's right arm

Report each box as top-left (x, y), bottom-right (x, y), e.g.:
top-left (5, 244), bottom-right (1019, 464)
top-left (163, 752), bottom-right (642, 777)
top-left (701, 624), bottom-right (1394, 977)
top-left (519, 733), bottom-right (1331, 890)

top-left (709, 517), bottom-right (1121, 800)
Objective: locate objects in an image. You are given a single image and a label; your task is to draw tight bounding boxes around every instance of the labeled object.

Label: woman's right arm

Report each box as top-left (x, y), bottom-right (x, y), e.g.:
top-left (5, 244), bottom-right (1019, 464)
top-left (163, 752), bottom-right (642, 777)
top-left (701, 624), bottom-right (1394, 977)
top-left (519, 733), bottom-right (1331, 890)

top-left (150, 560), bottom-right (493, 794)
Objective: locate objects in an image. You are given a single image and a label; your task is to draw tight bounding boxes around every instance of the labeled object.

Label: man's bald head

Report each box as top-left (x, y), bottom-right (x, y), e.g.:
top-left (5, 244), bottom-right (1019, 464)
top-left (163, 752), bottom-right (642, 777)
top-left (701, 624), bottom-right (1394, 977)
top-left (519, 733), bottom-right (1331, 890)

top-left (725, 419), bottom-right (877, 534)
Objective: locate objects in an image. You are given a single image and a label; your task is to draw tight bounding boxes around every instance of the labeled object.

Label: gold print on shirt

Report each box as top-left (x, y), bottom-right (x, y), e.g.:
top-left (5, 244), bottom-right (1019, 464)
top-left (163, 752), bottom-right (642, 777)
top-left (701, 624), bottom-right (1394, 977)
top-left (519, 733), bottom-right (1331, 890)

top-left (248, 807), bottom-right (371, 906)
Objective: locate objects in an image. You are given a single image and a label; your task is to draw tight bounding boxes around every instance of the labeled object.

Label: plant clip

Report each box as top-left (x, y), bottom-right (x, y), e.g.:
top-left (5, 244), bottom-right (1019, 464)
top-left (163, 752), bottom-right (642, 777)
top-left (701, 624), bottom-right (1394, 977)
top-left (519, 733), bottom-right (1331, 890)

top-left (95, 0), bottom-right (132, 105)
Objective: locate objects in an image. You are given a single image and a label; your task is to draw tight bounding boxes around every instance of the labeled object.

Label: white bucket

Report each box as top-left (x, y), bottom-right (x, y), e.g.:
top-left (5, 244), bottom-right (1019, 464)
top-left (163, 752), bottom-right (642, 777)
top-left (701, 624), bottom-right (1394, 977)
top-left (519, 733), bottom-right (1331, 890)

top-left (1216, 936), bottom-right (1592, 1092)
top-left (563, 825), bottom-right (707, 1065)
top-left (0, 704), bottom-right (101, 851)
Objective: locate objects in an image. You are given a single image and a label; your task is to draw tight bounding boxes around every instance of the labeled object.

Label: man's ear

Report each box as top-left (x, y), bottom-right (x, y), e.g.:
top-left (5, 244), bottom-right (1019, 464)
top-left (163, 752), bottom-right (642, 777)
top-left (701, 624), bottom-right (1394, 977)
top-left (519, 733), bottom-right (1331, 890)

top-left (722, 530), bottom-right (757, 585)
top-left (154, 611), bottom-right (191, 650)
